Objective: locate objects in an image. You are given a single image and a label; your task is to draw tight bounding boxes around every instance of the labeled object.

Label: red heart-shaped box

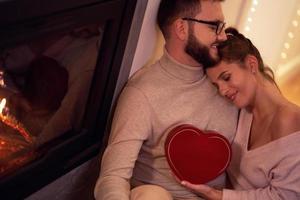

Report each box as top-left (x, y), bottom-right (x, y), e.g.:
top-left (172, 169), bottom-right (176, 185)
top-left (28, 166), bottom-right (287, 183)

top-left (165, 124), bottom-right (231, 184)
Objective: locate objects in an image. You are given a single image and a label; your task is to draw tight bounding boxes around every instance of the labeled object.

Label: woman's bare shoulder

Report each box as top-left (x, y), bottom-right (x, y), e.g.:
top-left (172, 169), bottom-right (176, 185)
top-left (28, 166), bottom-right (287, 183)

top-left (273, 104), bottom-right (300, 139)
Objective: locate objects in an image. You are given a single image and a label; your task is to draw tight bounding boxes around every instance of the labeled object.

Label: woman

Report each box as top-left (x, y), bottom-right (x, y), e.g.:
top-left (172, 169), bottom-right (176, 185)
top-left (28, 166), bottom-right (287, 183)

top-left (181, 28), bottom-right (300, 200)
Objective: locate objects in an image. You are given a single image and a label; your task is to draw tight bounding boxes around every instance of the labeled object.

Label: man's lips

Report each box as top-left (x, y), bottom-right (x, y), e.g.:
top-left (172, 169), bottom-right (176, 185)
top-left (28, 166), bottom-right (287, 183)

top-left (211, 43), bottom-right (218, 49)
top-left (211, 42), bottom-right (222, 54)
top-left (212, 41), bottom-right (222, 48)
top-left (211, 45), bottom-right (218, 54)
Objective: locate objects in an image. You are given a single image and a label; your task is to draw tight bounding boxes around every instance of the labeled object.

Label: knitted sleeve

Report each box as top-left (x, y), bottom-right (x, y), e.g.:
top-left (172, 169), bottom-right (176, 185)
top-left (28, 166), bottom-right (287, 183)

top-left (223, 143), bottom-right (300, 200)
top-left (94, 86), bottom-right (153, 200)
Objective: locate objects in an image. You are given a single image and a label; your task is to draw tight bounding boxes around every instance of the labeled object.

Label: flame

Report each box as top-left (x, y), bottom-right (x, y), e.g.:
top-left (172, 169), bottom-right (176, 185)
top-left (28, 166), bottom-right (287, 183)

top-left (0, 71), bottom-right (5, 87)
top-left (0, 98), bottom-right (33, 143)
top-left (0, 80), bottom-right (4, 87)
top-left (0, 98), bottom-right (6, 114)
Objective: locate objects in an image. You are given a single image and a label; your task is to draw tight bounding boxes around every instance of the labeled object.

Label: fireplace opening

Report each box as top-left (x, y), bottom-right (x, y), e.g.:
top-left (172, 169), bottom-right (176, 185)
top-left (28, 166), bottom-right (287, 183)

top-left (0, 23), bottom-right (103, 178)
top-left (0, 0), bottom-right (138, 199)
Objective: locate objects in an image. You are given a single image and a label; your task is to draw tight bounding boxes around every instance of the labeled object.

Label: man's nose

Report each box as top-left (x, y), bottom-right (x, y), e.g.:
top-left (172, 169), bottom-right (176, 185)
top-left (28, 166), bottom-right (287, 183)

top-left (217, 29), bottom-right (227, 41)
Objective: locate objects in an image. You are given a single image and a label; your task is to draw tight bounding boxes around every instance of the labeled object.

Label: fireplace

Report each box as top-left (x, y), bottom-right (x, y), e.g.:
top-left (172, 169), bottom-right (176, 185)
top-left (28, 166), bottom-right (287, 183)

top-left (0, 0), bottom-right (140, 198)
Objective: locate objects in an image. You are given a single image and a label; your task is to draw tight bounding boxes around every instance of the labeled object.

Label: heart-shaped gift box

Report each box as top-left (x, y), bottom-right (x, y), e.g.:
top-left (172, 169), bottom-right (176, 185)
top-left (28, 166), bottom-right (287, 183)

top-left (165, 124), bottom-right (231, 184)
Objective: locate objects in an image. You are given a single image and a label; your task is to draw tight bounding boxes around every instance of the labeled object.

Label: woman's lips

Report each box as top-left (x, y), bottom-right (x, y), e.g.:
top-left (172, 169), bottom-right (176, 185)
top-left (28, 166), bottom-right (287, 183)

top-left (227, 91), bottom-right (237, 102)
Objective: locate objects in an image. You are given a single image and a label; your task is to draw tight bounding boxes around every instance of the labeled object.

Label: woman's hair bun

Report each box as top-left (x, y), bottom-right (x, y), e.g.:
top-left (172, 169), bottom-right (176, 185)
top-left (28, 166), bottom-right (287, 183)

top-left (225, 27), bottom-right (239, 36)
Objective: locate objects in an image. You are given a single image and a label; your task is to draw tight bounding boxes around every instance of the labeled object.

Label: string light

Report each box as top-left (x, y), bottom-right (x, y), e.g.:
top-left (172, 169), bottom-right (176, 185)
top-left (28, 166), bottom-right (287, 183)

top-left (284, 42), bottom-right (290, 49)
top-left (279, 4), bottom-right (300, 64)
top-left (292, 20), bottom-right (299, 27)
top-left (244, 0), bottom-right (259, 33)
top-left (281, 52), bottom-right (287, 59)
top-left (288, 32), bottom-right (294, 39)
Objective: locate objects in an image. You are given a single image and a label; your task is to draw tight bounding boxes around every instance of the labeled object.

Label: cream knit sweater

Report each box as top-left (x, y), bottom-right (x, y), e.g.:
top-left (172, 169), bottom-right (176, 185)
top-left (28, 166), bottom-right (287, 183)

top-left (94, 51), bottom-right (238, 200)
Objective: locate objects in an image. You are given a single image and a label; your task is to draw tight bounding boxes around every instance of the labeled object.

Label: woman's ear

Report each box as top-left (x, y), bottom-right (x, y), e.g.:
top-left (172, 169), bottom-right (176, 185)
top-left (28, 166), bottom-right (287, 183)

top-left (173, 18), bottom-right (189, 41)
top-left (245, 55), bottom-right (259, 74)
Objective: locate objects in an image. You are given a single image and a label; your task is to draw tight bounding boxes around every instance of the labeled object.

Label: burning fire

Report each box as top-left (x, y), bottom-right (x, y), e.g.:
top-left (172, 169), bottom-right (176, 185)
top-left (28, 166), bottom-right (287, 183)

top-left (0, 98), bottom-right (33, 143)
top-left (0, 71), bottom-right (5, 87)
top-left (0, 98), bottom-right (6, 112)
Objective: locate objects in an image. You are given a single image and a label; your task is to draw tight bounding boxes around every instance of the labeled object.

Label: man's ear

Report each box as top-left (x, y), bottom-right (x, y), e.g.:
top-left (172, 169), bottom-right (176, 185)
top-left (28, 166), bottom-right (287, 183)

top-left (173, 18), bottom-right (189, 41)
top-left (245, 55), bottom-right (259, 74)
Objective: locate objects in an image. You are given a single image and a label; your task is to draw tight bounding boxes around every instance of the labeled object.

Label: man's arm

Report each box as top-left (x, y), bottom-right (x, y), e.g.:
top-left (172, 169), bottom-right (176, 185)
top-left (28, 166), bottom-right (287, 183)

top-left (94, 86), bottom-right (152, 200)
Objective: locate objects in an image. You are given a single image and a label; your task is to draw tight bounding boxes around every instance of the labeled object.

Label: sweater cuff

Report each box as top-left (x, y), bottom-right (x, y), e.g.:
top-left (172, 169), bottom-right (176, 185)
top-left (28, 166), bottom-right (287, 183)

top-left (222, 189), bottom-right (239, 200)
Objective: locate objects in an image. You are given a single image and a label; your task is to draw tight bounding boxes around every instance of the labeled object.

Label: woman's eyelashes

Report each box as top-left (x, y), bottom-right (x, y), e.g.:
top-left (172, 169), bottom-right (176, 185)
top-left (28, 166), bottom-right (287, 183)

top-left (221, 73), bottom-right (231, 82)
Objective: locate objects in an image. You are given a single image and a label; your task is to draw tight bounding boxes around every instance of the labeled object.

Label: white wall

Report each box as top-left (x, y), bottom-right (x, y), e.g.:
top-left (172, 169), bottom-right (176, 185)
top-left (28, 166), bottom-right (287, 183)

top-left (129, 0), bottom-right (245, 76)
top-left (236, 0), bottom-right (298, 70)
top-left (130, 0), bottom-right (300, 77)
top-left (222, 0), bottom-right (245, 27)
top-left (129, 0), bottom-right (161, 76)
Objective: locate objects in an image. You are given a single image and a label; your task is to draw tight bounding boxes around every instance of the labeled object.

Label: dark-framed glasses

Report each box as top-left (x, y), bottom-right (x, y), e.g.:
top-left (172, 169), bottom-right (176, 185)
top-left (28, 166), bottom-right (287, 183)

top-left (182, 17), bottom-right (226, 35)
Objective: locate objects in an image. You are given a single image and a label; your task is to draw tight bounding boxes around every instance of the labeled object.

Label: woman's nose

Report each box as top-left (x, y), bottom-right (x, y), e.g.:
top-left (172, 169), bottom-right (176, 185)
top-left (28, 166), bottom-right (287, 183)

top-left (219, 85), bottom-right (228, 97)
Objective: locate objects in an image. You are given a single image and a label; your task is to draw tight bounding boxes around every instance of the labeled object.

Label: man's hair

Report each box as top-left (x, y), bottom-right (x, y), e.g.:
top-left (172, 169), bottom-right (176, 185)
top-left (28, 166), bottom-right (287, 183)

top-left (157, 0), bottom-right (224, 39)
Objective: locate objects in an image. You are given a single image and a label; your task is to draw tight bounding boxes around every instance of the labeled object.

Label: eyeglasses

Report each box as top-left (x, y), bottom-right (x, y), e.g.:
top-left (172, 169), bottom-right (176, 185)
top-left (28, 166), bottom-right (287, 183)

top-left (182, 17), bottom-right (226, 35)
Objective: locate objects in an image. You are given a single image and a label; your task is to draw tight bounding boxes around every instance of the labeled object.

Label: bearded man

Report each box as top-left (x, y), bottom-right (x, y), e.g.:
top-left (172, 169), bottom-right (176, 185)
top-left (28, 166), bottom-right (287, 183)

top-left (94, 0), bottom-right (238, 199)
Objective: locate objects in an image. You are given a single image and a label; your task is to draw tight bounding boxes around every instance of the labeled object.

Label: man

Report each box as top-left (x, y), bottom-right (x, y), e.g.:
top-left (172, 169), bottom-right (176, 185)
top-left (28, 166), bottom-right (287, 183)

top-left (94, 0), bottom-right (238, 199)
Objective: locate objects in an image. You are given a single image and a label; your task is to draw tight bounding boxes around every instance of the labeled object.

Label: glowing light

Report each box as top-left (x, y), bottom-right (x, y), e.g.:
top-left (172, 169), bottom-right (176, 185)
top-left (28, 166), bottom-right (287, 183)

top-left (292, 20), bottom-right (299, 27)
top-left (0, 98), bottom-right (33, 143)
top-left (284, 42), bottom-right (290, 49)
top-left (253, 0), bottom-right (258, 6)
top-left (0, 98), bottom-right (6, 114)
top-left (248, 17), bottom-right (253, 22)
top-left (297, 9), bottom-right (300, 16)
top-left (0, 71), bottom-right (6, 87)
top-left (245, 26), bottom-right (251, 32)
top-left (288, 32), bottom-right (294, 38)
top-left (281, 52), bottom-right (287, 59)
top-left (251, 7), bottom-right (256, 12)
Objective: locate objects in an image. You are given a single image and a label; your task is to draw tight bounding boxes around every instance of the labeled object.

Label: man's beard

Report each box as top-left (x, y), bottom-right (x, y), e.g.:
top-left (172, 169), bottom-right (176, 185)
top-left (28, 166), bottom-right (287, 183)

top-left (185, 32), bottom-right (220, 69)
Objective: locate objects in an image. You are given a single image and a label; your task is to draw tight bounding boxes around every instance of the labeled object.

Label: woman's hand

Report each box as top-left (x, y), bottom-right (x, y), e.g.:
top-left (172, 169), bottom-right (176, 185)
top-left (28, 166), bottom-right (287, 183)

top-left (181, 181), bottom-right (223, 200)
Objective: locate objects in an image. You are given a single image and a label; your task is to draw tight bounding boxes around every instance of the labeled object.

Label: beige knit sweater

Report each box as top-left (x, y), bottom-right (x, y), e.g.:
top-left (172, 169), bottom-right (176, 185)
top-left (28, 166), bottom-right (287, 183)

top-left (223, 109), bottom-right (300, 200)
top-left (94, 51), bottom-right (238, 200)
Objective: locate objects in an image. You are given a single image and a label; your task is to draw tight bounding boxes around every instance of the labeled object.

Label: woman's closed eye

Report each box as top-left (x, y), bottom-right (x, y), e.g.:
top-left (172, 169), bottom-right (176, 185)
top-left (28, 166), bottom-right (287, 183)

top-left (221, 74), bottom-right (231, 82)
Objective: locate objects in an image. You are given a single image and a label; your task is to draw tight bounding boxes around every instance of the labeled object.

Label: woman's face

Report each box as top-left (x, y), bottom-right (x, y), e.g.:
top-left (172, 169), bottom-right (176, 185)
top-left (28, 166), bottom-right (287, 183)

top-left (206, 61), bottom-right (257, 108)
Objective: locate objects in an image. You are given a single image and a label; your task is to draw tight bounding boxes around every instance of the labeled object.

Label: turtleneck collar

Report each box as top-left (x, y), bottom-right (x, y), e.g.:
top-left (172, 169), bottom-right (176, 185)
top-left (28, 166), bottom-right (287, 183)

top-left (159, 49), bottom-right (205, 83)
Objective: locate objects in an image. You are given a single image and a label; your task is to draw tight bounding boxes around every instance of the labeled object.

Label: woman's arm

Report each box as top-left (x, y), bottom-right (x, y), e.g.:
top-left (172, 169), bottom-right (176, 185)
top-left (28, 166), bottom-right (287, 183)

top-left (181, 151), bottom-right (300, 200)
top-left (181, 182), bottom-right (222, 200)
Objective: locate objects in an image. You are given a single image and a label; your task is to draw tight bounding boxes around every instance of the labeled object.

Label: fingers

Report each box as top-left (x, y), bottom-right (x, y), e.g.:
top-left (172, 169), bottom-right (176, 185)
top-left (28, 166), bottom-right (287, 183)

top-left (181, 181), bottom-right (210, 193)
top-left (181, 181), bottom-right (222, 200)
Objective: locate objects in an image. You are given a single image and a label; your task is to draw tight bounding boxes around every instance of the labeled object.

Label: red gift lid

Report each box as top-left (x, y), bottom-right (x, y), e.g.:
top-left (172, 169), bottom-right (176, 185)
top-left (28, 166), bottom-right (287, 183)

top-left (165, 124), bottom-right (231, 184)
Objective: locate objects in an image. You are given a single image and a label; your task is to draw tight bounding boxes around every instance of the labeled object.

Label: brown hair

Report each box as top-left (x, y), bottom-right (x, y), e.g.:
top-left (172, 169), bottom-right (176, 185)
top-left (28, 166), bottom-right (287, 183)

top-left (215, 27), bottom-right (276, 84)
top-left (157, 0), bottom-right (224, 39)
